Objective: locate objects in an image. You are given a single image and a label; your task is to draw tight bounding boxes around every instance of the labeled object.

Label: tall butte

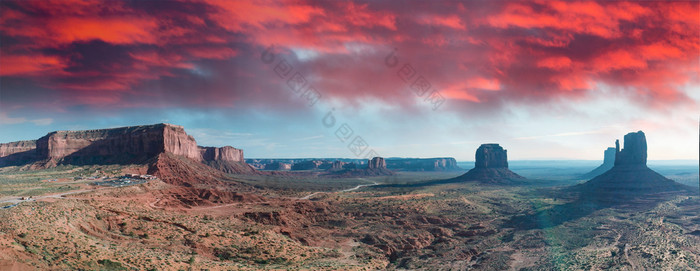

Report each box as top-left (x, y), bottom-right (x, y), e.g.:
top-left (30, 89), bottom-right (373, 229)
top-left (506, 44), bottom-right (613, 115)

top-left (575, 131), bottom-right (691, 201)
top-left (452, 144), bottom-right (525, 184)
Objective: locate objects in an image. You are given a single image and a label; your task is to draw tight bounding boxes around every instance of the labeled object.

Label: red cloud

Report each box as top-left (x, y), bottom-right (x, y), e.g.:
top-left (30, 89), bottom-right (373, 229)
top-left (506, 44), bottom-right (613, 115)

top-left (0, 0), bottom-right (696, 112)
top-left (0, 55), bottom-right (67, 76)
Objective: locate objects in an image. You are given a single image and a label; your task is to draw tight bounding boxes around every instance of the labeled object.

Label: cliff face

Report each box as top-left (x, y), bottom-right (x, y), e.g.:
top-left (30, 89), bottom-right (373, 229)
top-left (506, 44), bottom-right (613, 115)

top-left (368, 157), bottom-right (387, 169)
top-left (475, 144), bottom-right (508, 169)
top-left (199, 146), bottom-right (243, 162)
top-left (0, 140), bottom-right (36, 157)
top-left (614, 131), bottom-right (647, 166)
top-left (34, 124), bottom-right (169, 164)
top-left (162, 124), bottom-right (201, 161)
top-left (0, 140), bottom-right (38, 166)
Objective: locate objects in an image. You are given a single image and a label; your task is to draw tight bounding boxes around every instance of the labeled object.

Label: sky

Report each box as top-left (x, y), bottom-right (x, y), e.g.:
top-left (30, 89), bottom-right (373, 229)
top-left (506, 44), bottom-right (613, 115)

top-left (0, 0), bottom-right (698, 161)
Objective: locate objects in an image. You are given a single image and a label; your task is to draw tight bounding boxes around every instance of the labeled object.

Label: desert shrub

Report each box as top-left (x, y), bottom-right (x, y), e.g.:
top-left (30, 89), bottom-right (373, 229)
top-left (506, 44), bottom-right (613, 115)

top-left (214, 248), bottom-right (234, 260)
top-left (97, 259), bottom-right (127, 270)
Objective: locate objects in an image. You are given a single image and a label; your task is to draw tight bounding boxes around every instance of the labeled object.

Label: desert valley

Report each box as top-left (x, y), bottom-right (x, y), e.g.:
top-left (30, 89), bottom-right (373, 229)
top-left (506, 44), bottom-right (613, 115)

top-left (0, 123), bottom-right (697, 270)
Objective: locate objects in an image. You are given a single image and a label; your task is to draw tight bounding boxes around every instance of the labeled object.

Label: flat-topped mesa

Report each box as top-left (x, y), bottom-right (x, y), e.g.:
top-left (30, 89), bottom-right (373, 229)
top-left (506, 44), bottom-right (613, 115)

top-left (30, 123), bottom-right (202, 164)
top-left (199, 146), bottom-right (244, 162)
top-left (368, 157), bottom-right (387, 169)
top-left (0, 140), bottom-right (36, 157)
top-left (614, 131), bottom-right (647, 166)
top-left (0, 123), bottom-right (254, 174)
top-left (475, 144), bottom-right (508, 169)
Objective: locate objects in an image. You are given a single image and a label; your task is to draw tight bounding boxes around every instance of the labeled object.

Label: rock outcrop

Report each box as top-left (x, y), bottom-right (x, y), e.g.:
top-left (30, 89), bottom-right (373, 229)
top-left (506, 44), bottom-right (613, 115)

top-left (614, 131), bottom-right (647, 166)
top-left (475, 144), bottom-right (508, 168)
top-left (0, 123), bottom-right (255, 175)
top-left (330, 161), bottom-right (346, 170)
top-left (199, 146), bottom-right (243, 162)
top-left (0, 140), bottom-right (38, 166)
top-left (453, 144), bottom-right (525, 184)
top-left (32, 124), bottom-right (183, 166)
top-left (368, 157), bottom-right (387, 169)
top-left (581, 147), bottom-right (616, 179)
top-left (385, 158), bottom-right (460, 171)
top-left (198, 146), bottom-right (254, 174)
top-left (0, 140), bottom-right (36, 157)
top-left (575, 131), bottom-right (691, 202)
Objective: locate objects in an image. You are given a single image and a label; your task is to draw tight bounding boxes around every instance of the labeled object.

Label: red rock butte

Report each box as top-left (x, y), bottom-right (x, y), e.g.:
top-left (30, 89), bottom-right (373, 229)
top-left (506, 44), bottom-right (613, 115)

top-left (453, 143), bottom-right (525, 184)
top-left (575, 131), bottom-right (691, 202)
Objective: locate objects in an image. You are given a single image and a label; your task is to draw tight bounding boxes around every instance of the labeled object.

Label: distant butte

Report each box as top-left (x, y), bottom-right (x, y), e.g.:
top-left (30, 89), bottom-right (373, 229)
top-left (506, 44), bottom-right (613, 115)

top-left (575, 131), bottom-right (691, 201)
top-left (452, 144), bottom-right (526, 184)
top-left (368, 157), bottom-right (387, 169)
top-left (324, 156), bottom-right (394, 177)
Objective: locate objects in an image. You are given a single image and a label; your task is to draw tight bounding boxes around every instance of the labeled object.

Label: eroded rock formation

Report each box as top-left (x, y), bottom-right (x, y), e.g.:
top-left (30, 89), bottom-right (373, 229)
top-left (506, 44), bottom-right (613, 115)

top-left (453, 144), bottom-right (525, 184)
top-left (0, 140), bottom-right (36, 157)
top-left (199, 146), bottom-right (243, 162)
top-left (614, 131), bottom-right (647, 166)
top-left (576, 131), bottom-right (690, 201)
top-left (581, 147), bottom-right (616, 179)
top-left (475, 144), bottom-right (508, 169)
top-left (368, 157), bottom-right (387, 169)
top-left (0, 123), bottom-right (254, 174)
top-left (0, 140), bottom-right (38, 166)
top-left (331, 161), bottom-right (346, 170)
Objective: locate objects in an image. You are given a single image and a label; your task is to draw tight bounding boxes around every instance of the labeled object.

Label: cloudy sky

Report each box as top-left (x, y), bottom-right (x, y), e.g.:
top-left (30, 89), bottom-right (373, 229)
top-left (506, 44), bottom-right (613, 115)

top-left (0, 0), bottom-right (698, 161)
